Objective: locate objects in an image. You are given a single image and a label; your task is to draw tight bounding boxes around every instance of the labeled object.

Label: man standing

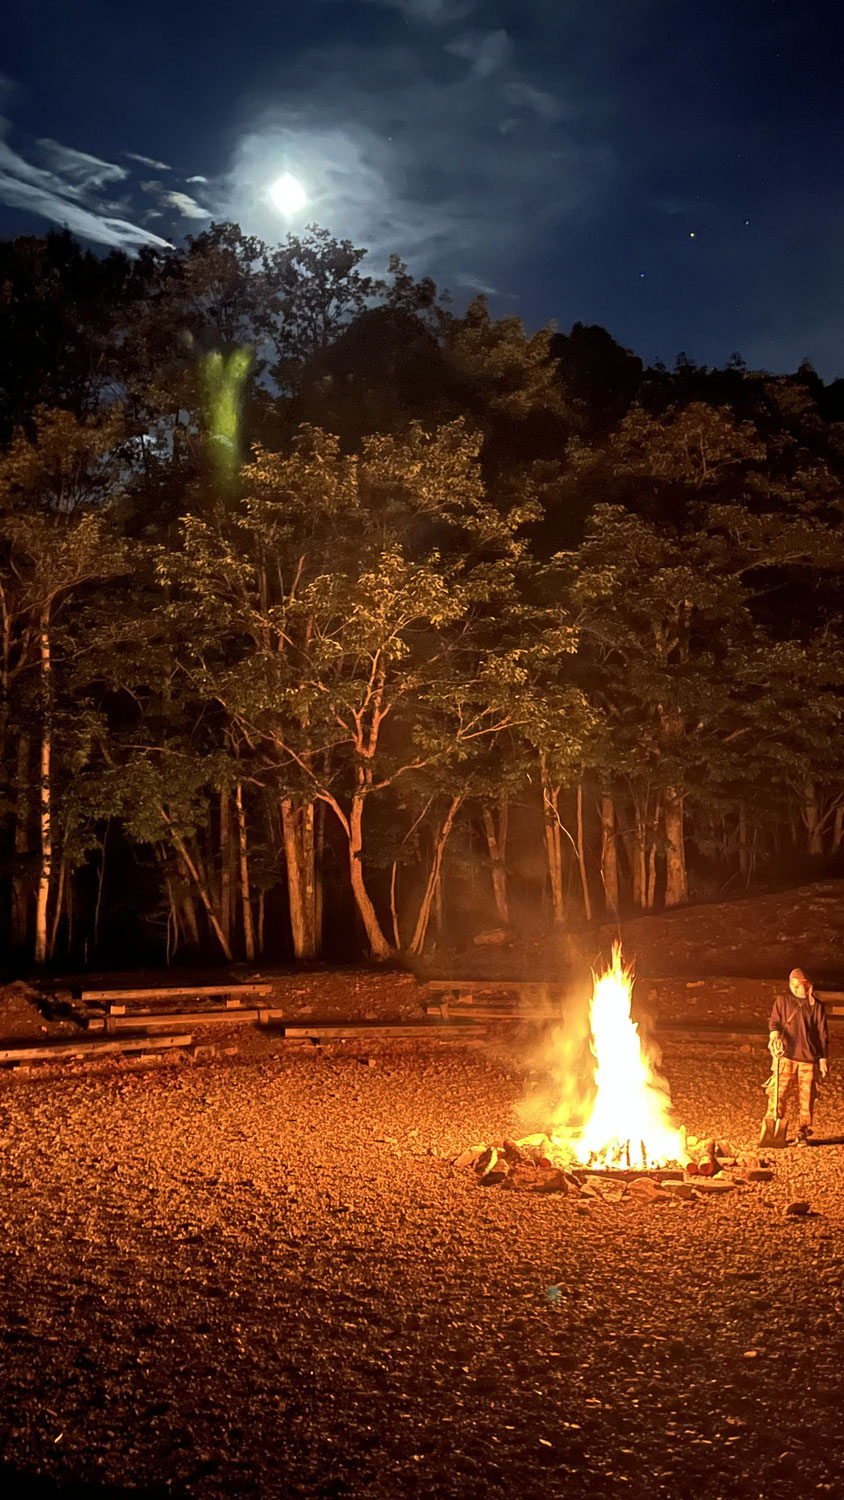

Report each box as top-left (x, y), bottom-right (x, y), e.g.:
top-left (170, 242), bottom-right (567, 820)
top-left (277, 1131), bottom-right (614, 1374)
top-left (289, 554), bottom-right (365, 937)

top-left (768, 969), bottom-right (830, 1142)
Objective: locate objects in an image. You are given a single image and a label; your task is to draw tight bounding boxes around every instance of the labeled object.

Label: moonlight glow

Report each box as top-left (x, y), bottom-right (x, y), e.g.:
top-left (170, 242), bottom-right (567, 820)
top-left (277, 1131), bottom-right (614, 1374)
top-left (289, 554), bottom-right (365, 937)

top-left (269, 172), bottom-right (307, 217)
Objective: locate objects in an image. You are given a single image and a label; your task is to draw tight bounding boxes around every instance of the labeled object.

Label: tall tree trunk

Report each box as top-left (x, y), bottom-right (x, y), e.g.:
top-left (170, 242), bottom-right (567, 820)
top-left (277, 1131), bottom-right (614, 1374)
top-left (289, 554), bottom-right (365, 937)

top-left (219, 787), bottom-right (233, 949)
top-left (347, 789), bottom-right (393, 958)
top-left (301, 800), bottom-right (316, 956)
top-left (93, 822), bottom-right (110, 955)
top-left (481, 792), bottom-right (510, 926)
top-left (804, 780), bottom-right (823, 857)
top-left (280, 797), bottom-right (307, 960)
top-left (179, 892), bottom-right (201, 950)
top-left (833, 803), bottom-right (844, 855)
top-left (390, 861), bottom-right (401, 950)
top-left (719, 813), bottom-right (730, 865)
top-left (11, 730), bottom-right (31, 948)
top-left (165, 874), bottom-right (181, 963)
top-left (600, 788), bottom-right (619, 918)
top-left (47, 855), bottom-right (67, 962)
top-left (663, 787), bottom-right (688, 907)
top-left (164, 816), bottom-right (233, 960)
top-left (647, 838), bottom-right (658, 911)
top-left (314, 800), bottom-right (325, 953)
top-left (434, 863), bottom-right (444, 945)
top-left (738, 803), bottom-right (750, 878)
top-left (34, 609), bottom-right (52, 965)
top-left (631, 794), bottom-right (648, 912)
top-left (540, 759), bottom-right (565, 928)
top-left (408, 797), bottom-right (462, 955)
top-left (648, 794), bottom-right (662, 910)
top-left (280, 797), bottom-right (319, 960)
top-left (576, 779), bottom-right (592, 922)
top-left (167, 849), bottom-right (201, 951)
top-left (234, 781), bottom-right (256, 962)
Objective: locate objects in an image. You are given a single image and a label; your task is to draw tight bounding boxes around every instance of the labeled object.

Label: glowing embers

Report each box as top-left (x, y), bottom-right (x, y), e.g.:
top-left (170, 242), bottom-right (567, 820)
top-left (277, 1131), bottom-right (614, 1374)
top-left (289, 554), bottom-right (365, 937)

top-left (559, 943), bottom-right (684, 1172)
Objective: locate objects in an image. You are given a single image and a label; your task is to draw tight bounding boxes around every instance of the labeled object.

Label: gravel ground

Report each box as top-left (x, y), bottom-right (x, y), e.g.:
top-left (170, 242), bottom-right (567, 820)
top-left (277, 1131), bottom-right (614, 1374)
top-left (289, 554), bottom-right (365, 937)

top-left (1, 1040), bottom-right (843, 1499)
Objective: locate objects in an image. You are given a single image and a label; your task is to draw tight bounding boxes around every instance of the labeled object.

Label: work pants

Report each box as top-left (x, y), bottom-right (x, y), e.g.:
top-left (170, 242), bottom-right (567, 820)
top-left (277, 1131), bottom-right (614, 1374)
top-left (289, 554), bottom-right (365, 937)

top-left (772, 1058), bottom-right (817, 1127)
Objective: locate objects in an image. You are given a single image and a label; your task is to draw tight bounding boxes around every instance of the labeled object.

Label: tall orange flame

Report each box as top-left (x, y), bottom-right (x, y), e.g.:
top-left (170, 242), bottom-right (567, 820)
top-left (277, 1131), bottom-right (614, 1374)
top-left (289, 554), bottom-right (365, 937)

top-left (571, 943), bottom-right (683, 1170)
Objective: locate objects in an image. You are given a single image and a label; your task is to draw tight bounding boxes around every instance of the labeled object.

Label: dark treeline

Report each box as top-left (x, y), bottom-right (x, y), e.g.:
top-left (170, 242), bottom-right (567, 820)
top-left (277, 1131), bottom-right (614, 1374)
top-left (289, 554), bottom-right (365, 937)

top-left (1, 223), bottom-right (842, 969)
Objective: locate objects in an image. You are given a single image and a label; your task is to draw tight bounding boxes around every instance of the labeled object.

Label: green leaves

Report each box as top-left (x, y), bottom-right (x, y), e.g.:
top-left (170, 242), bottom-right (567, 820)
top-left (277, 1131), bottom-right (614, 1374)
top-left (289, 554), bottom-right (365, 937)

top-left (5, 221), bottom-right (844, 959)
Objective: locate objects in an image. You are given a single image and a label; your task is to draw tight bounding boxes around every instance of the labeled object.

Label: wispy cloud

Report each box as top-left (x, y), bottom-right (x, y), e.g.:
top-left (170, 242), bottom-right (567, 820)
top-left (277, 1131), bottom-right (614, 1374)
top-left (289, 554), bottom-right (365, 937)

top-left (362, 0), bottom-right (480, 22)
top-left (453, 271), bottom-right (501, 297)
top-left (0, 122), bottom-right (171, 250)
top-left (502, 80), bottom-right (566, 124)
top-left (36, 139), bottom-right (127, 191)
top-left (0, 170), bottom-right (172, 250)
top-left (164, 190), bottom-right (212, 220)
top-left (445, 29), bottom-right (512, 78)
top-left (221, 22), bottom-right (614, 298)
top-left (125, 151), bottom-right (172, 171)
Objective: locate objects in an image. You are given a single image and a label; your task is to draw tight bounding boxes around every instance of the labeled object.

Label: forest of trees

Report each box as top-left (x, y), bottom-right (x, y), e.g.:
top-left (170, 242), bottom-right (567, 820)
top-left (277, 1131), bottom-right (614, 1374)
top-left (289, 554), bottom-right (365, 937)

top-left (1, 222), bottom-right (842, 969)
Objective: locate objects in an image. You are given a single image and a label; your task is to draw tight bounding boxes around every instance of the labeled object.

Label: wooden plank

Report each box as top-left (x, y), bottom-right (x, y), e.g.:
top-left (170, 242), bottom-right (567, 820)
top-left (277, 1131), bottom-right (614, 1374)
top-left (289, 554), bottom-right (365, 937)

top-left (660, 1032), bottom-right (767, 1046)
top-left (107, 1009), bottom-right (490, 1036)
top-left (435, 1007), bottom-right (562, 1022)
top-left (281, 1020), bottom-right (487, 1039)
top-left (106, 1008), bottom-right (262, 1031)
top-left (0, 1033), bottom-right (192, 1063)
top-left (655, 1019), bottom-right (763, 1035)
top-left (425, 1001), bottom-right (514, 1013)
top-left (421, 979), bottom-right (555, 994)
top-left (80, 983), bottom-right (272, 1002)
top-left (107, 996), bottom-right (256, 1015)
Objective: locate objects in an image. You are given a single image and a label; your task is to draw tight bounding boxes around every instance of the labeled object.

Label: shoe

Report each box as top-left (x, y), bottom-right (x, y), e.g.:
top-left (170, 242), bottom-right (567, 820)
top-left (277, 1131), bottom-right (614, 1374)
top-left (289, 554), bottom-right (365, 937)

top-left (797, 1124), bottom-right (813, 1145)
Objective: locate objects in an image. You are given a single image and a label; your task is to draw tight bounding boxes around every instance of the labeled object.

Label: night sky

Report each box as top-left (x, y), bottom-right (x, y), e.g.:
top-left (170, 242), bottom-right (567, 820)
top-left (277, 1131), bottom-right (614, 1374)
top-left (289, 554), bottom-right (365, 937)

top-left (2, 0), bottom-right (843, 375)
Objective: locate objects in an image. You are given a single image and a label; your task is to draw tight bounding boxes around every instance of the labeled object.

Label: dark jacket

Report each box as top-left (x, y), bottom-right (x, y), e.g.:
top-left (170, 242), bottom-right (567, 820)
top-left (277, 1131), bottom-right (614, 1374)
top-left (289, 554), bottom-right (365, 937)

top-left (769, 993), bottom-right (829, 1064)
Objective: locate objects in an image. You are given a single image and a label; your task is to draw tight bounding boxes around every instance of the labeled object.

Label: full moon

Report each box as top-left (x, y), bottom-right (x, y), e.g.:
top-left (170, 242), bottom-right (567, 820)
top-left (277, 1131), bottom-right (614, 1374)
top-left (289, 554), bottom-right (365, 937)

top-left (269, 172), bottom-right (307, 217)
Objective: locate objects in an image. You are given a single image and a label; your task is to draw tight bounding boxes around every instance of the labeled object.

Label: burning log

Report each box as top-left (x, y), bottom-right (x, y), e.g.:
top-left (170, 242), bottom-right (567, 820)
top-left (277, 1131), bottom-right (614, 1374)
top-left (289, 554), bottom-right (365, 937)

top-left (453, 1135), bottom-right (769, 1202)
top-left (477, 1147), bottom-right (510, 1185)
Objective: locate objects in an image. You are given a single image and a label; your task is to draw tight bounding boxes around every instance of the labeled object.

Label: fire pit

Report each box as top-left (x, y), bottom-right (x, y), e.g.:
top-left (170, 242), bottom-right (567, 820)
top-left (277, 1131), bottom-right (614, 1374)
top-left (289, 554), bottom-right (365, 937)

top-left (455, 945), bottom-right (773, 1201)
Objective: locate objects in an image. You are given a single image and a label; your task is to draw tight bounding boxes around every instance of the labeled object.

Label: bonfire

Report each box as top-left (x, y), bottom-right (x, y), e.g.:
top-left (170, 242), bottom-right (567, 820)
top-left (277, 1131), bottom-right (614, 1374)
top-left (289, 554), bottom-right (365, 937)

top-left (555, 942), bottom-right (685, 1172)
top-left (456, 944), bottom-right (770, 1200)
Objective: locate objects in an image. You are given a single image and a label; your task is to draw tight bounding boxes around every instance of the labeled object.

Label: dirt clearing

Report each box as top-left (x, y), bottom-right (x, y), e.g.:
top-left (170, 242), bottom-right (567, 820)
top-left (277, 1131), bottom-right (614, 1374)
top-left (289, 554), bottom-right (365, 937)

top-left (1, 1041), bottom-right (843, 1498)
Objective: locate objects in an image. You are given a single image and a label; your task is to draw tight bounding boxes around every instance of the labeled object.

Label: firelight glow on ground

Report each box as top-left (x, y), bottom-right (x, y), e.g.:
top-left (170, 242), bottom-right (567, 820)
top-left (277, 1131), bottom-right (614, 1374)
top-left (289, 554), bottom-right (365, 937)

top-left (559, 943), bottom-right (685, 1170)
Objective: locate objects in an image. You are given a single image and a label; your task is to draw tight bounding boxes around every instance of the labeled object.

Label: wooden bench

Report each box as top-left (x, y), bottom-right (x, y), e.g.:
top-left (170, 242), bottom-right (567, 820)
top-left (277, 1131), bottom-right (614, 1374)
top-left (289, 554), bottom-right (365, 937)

top-left (279, 1018), bottom-right (488, 1040)
top-left (79, 982), bottom-right (273, 1017)
top-left (420, 978), bottom-right (564, 1020)
top-left (421, 979), bottom-right (560, 995)
top-left (0, 1033), bottom-right (193, 1066)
